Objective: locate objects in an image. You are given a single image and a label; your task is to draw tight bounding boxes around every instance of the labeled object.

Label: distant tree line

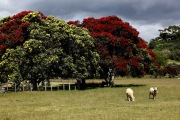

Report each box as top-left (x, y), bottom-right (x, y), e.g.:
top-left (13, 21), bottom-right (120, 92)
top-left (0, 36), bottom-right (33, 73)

top-left (149, 25), bottom-right (180, 77)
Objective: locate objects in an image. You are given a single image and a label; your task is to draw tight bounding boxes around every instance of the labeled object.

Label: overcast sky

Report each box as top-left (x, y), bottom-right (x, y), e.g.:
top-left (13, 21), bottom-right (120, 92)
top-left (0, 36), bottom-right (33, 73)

top-left (0, 0), bottom-right (180, 43)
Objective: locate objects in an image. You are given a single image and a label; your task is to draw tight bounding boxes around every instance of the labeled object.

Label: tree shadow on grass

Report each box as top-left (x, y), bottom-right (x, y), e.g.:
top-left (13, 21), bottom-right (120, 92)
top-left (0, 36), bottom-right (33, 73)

top-left (113, 84), bottom-right (146, 88)
top-left (84, 83), bottom-right (146, 90)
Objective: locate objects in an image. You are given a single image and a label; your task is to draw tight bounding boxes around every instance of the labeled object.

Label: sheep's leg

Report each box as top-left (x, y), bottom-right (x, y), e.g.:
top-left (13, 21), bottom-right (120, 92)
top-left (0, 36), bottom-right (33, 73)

top-left (126, 94), bottom-right (130, 101)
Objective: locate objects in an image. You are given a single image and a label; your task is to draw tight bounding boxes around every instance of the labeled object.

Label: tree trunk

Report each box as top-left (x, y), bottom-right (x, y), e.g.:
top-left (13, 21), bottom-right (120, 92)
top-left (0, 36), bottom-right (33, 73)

top-left (32, 79), bottom-right (38, 90)
top-left (81, 78), bottom-right (86, 90)
top-left (105, 68), bottom-right (114, 87)
top-left (76, 78), bottom-right (86, 90)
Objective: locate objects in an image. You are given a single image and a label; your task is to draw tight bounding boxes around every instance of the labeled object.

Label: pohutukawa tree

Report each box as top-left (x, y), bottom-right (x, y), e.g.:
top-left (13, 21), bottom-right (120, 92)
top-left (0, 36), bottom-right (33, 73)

top-left (0, 11), bottom-right (100, 90)
top-left (68, 16), bottom-right (156, 85)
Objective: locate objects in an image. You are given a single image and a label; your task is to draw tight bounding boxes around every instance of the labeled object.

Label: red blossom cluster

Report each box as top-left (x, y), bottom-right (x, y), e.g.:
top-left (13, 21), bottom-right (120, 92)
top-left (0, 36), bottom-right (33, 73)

top-left (0, 11), bottom-right (32, 52)
top-left (11, 11), bottom-right (33, 20)
top-left (130, 56), bottom-right (142, 67)
top-left (148, 49), bottom-right (157, 61)
top-left (68, 16), bottom-right (156, 76)
top-left (0, 11), bottom-right (47, 52)
top-left (136, 38), bottom-right (148, 48)
top-left (112, 56), bottom-right (128, 73)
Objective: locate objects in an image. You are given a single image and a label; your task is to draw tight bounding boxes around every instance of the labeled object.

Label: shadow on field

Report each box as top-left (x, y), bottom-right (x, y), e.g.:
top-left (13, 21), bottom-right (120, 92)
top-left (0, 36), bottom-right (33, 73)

top-left (113, 84), bottom-right (146, 88)
top-left (84, 83), bottom-right (146, 90)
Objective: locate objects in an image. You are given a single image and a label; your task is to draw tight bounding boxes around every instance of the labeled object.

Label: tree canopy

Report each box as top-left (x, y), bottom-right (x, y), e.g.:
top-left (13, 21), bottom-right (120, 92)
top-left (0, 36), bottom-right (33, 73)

top-left (68, 16), bottom-right (156, 78)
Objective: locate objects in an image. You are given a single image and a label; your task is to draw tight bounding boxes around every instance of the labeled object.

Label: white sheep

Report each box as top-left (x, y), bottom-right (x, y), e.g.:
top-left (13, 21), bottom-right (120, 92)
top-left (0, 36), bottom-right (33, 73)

top-left (149, 87), bottom-right (158, 99)
top-left (126, 88), bottom-right (135, 101)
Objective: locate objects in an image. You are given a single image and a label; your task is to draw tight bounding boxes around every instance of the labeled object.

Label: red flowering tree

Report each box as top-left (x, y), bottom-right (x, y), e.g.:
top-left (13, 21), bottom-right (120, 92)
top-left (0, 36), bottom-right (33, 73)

top-left (68, 16), bottom-right (156, 84)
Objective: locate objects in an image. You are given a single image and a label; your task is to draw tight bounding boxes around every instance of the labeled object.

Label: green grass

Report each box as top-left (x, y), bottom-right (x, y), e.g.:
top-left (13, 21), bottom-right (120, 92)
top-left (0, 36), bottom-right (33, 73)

top-left (0, 77), bottom-right (180, 120)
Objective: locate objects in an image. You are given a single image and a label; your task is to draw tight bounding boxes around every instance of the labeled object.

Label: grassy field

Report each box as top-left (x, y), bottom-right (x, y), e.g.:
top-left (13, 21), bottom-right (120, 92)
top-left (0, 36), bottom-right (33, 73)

top-left (0, 77), bottom-right (180, 120)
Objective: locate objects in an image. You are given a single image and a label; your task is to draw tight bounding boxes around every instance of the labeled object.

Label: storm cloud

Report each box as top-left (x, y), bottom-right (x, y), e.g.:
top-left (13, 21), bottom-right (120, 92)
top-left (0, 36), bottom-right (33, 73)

top-left (0, 0), bottom-right (180, 42)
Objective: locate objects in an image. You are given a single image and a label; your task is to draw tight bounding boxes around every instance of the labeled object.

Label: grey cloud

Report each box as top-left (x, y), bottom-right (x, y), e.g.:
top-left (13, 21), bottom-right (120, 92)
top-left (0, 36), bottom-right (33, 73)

top-left (0, 0), bottom-right (180, 42)
top-left (23, 0), bottom-right (180, 25)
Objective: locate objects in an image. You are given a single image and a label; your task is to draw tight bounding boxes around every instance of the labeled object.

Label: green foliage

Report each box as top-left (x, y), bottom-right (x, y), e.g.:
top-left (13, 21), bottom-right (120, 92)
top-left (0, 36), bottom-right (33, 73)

top-left (153, 50), bottom-right (168, 66)
top-left (149, 25), bottom-right (180, 61)
top-left (0, 47), bottom-right (26, 87)
top-left (0, 16), bottom-right (11, 26)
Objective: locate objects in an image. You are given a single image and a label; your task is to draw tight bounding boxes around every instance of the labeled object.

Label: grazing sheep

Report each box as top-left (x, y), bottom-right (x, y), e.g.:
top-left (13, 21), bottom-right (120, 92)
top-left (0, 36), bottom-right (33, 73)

top-left (149, 87), bottom-right (158, 99)
top-left (126, 88), bottom-right (135, 101)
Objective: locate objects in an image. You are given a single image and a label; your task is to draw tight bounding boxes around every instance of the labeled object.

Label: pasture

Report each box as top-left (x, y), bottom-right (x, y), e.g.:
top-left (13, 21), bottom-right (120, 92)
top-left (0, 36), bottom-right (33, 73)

top-left (0, 77), bottom-right (180, 120)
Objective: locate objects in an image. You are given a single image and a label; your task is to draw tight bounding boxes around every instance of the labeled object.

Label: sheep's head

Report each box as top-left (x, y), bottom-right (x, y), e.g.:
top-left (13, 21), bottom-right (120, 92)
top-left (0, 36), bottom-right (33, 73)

top-left (132, 96), bottom-right (135, 101)
top-left (154, 87), bottom-right (158, 94)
